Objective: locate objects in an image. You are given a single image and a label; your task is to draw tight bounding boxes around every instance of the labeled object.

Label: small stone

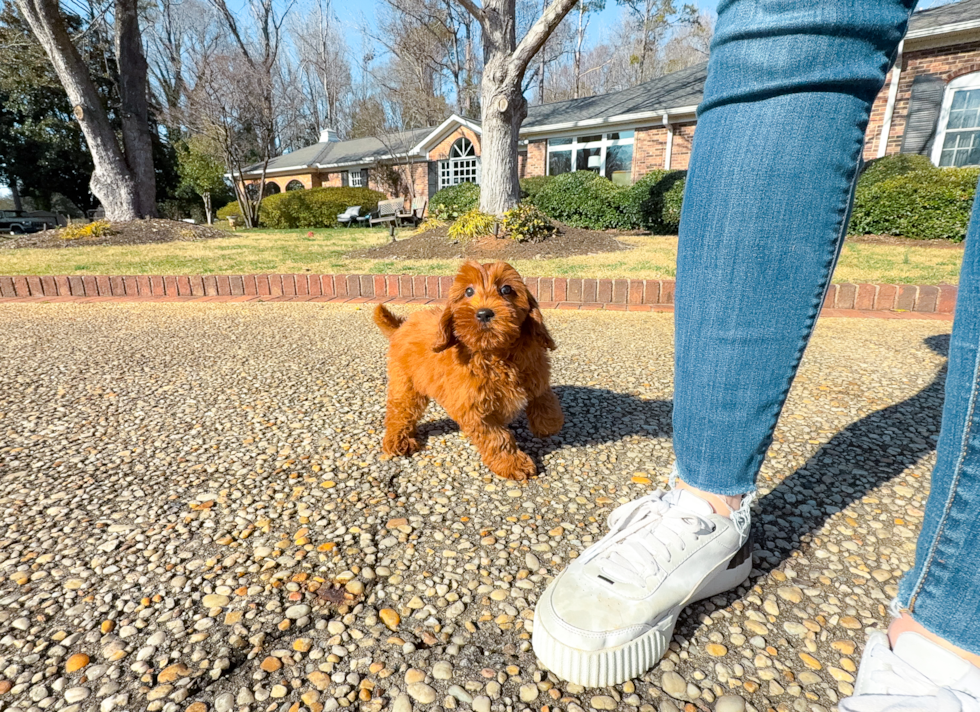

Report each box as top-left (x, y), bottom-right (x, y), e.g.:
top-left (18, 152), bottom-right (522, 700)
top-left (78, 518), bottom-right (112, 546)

top-left (271, 685), bottom-right (288, 698)
top-left (520, 684), bottom-right (538, 703)
top-left (66, 653), bottom-right (90, 672)
top-left (448, 686), bottom-right (472, 704)
top-left (714, 694), bottom-right (746, 712)
top-left (345, 580), bottom-right (364, 595)
top-left (590, 695), bottom-right (617, 709)
top-left (832, 640), bottom-right (857, 655)
top-left (840, 616), bottom-right (862, 629)
top-left (202, 594), bottom-right (230, 608)
top-left (261, 656), bottom-right (281, 672)
top-left (214, 692), bottom-right (235, 712)
top-left (433, 662), bottom-right (453, 680)
top-left (0, 681), bottom-right (11, 694)
top-left (473, 696), bottom-right (491, 712)
top-left (308, 672), bottom-right (330, 690)
top-left (408, 682), bottom-right (437, 704)
top-left (829, 667), bottom-right (855, 683)
top-left (392, 694), bottom-right (412, 712)
top-left (661, 672), bottom-right (687, 700)
top-left (64, 687), bottom-right (90, 703)
top-left (186, 703), bottom-right (208, 712)
top-left (799, 653), bottom-right (823, 670)
top-left (285, 604), bottom-right (311, 619)
top-left (158, 663), bottom-right (190, 683)
top-left (406, 669), bottom-right (426, 684)
top-left (776, 586), bottom-right (803, 604)
top-left (379, 609), bottom-right (400, 630)
top-left (705, 643), bottom-right (728, 657)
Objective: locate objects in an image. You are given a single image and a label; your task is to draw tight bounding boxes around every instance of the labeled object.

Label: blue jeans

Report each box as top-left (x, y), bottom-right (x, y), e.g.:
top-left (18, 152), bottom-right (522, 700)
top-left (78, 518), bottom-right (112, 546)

top-left (675, 0), bottom-right (980, 654)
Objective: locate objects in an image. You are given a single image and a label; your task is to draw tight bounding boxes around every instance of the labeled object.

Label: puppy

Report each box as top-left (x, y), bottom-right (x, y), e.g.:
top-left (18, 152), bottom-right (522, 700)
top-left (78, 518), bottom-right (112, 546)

top-left (373, 261), bottom-right (564, 481)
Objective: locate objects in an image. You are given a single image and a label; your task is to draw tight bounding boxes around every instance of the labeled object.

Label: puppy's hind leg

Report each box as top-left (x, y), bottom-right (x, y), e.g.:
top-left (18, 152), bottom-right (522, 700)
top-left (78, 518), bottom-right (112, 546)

top-left (461, 417), bottom-right (536, 482)
top-left (526, 389), bottom-right (564, 438)
top-left (382, 372), bottom-right (429, 457)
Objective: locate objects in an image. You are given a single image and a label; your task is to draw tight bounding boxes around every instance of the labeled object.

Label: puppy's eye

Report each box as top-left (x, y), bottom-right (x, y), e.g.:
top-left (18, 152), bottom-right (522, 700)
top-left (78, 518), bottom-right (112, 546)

top-left (465, 287), bottom-right (475, 297)
top-left (499, 285), bottom-right (513, 296)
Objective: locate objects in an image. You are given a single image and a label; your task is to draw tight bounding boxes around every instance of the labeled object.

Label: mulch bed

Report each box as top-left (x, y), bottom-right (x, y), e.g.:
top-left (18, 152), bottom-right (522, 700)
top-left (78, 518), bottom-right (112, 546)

top-left (348, 222), bottom-right (635, 261)
top-left (0, 219), bottom-right (232, 250)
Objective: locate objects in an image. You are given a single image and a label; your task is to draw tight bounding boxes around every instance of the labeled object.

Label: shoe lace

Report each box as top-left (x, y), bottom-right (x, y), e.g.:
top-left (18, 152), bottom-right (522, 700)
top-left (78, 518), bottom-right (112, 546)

top-left (583, 491), bottom-right (714, 587)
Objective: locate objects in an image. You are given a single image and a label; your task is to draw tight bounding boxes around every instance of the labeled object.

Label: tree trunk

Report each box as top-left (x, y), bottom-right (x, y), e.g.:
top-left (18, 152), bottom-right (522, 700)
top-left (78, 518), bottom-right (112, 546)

top-left (203, 191), bottom-right (212, 224)
top-left (16, 0), bottom-right (144, 221)
top-left (115, 0), bottom-right (158, 217)
top-left (479, 69), bottom-right (525, 215)
top-left (10, 181), bottom-right (22, 212)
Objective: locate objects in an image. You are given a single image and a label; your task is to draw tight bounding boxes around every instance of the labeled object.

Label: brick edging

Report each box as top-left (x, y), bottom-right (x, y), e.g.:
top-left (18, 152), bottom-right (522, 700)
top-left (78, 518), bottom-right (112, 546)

top-left (0, 274), bottom-right (958, 314)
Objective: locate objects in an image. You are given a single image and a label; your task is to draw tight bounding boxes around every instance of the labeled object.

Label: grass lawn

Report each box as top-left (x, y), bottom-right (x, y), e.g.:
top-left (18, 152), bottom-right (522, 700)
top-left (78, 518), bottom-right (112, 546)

top-left (0, 227), bottom-right (963, 284)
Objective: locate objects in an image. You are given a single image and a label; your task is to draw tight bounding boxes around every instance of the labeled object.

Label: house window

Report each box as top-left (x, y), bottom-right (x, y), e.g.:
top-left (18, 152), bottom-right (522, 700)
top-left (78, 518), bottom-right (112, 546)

top-left (933, 73), bottom-right (980, 167)
top-left (439, 137), bottom-right (480, 190)
top-left (546, 131), bottom-right (634, 184)
top-left (343, 169), bottom-right (366, 187)
top-left (285, 180), bottom-right (305, 191)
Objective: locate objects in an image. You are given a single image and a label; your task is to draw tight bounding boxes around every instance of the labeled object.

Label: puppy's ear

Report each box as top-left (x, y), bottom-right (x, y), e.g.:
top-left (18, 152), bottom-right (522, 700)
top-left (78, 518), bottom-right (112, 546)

top-left (433, 304), bottom-right (458, 352)
top-left (522, 295), bottom-right (556, 350)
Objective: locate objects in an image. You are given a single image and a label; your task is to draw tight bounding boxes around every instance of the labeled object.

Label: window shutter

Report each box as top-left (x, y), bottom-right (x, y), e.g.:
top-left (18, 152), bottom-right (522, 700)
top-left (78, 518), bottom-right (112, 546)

top-left (901, 75), bottom-right (945, 156)
top-left (428, 161), bottom-right (438, 197)
top-left (342, 171), bottom-right (349, 187)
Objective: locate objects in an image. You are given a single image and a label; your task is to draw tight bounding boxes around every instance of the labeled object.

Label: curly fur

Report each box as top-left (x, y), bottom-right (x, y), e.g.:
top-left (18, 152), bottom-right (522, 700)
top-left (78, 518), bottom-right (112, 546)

top-left (374, 261), bottom-right (564, 481)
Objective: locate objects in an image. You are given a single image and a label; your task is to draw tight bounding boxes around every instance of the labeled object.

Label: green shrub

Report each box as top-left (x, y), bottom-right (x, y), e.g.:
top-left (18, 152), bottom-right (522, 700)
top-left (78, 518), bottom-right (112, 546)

top-left (502, 203), bottom-right (555, 242)
top-left (850, 166), bottom-right (978, 242)
top-left (534, 172), bottom-right (632, 229)
top-left (448, 209), bottom-right (496, 241)
top-left (519, 176), bottom-right (555, 205)
top-left (859, 153), bottom-right (935, 188)
top-left (257, 187), bottom-right (385, 228)
top-left (430, 183), bottom-right (480, 220)
top-left (217, 200), bottom-right (242, 221)
top-left (617, 170), bottom-right (687, 232)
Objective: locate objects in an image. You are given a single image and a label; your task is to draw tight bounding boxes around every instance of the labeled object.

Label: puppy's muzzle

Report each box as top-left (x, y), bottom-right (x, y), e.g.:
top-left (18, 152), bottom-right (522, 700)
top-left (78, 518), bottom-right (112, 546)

top-left (476, 308), bottom-right (495, 324)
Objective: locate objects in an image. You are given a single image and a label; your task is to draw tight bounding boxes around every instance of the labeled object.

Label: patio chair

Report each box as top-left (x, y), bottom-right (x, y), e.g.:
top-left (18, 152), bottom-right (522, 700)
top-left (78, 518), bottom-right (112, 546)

top-left (397, 198), bottom-right (427, 227)
top-left (369, 199), bottom-right (403, 237)
top-left (337, 206), bottom-right (361, 227)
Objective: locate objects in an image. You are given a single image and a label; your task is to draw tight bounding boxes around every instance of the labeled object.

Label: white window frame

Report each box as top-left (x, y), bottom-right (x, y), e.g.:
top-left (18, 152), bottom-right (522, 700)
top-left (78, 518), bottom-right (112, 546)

top-left (931, 72), bottom-right (980, 167)
top-left (545, 130), bottom-right (635, 180)
top-left (438, 137), bottom-right (481, 190)
top-left (346, 169), bottom-right (366, 187)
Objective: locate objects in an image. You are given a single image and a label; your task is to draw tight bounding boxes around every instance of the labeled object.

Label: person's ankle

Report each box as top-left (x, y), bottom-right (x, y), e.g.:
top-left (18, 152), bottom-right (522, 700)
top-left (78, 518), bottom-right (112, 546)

top-left (675, 479), bottom-right (742, 518)
top-left (888, 611), bottom-right (980, 670)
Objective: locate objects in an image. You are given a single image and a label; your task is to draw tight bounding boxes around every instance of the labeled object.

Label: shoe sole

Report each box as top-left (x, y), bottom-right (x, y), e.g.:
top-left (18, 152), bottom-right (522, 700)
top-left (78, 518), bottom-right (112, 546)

top-left (532, 546), bottom-right (752, 688)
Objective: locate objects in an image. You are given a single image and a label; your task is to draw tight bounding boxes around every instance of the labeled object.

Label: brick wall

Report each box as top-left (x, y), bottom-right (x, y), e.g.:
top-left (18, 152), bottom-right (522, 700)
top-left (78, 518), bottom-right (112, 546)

top-left (865, 40), bottom-right (980, 160)
top-left (634, 126), bottom-right (668, 178)
top-left (670, 124), bottom-right (695, 171)
top-left (526, 140), bottom-right (546, 177)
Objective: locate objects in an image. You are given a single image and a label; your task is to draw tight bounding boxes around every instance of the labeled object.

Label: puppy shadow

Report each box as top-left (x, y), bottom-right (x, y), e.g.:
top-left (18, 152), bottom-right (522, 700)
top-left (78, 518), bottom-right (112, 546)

top-left (412, 385), bottom-right (673, 468)
top-left (673, 333), bottom-right (950, 639)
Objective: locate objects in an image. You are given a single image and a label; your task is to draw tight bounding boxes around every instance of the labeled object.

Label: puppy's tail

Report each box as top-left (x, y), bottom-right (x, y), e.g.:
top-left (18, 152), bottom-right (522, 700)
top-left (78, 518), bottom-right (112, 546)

top-left (373, 304), bottom-right (405, 339)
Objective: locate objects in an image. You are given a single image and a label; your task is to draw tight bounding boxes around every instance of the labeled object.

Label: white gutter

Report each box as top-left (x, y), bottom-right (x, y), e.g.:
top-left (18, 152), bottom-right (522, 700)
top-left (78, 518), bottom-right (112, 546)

top-left (521, 104), bottom-right (699, 136)
top-left (878, 40), bottom-right (904, 159)
top-left (663, 114), bottom-right (674, 169)
top-left (905, 18), bottom-right (980, 40)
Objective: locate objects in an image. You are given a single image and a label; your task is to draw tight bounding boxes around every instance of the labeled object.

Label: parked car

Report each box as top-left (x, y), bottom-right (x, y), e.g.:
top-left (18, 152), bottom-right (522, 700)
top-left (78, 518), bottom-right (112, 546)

top-left (0, 210), bottom-right (50, 235)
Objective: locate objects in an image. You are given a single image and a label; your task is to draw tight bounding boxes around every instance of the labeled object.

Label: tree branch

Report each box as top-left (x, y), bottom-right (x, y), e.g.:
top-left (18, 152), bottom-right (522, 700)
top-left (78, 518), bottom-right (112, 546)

top-left (455, 0), bottom-right (485, 28)
top-left (510, 0), bottom-right (577, 76)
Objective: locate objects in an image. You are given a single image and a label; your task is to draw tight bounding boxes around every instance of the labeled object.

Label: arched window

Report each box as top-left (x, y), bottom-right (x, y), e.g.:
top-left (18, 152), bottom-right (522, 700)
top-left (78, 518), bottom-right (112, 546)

top-left (438, 137), bottom-right (480, 190)
top-left (263, 182), bottom-right (281, 197)
top-left (285, 180), bottom-right (305, 191)
top-left (933, 71), bottom-right (980, 167)
top-left (245, 183), bottom-right (259, 200)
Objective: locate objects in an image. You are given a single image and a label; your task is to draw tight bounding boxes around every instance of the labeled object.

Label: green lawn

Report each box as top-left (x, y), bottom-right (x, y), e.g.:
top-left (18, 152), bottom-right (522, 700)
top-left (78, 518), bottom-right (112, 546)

top-left (0, 226), bottom-right (963, 285)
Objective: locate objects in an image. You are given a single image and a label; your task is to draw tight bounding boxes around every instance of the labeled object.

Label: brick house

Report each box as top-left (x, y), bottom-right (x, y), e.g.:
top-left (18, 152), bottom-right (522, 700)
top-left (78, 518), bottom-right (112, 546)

top-left (241, 0), bottom-right (980, 201)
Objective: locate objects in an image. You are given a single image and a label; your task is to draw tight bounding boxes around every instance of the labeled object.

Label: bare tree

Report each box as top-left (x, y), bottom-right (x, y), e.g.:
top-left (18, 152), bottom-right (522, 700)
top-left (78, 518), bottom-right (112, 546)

top-left (288, 0), bottom-right (352, 134)
top-left (615, 0), bottom-right (695, 83)
top-left (571, 0), bottom-right (603, 98)
top-left (15, 0), bottom-right (157, 219)
top-left (453, 0), bottom-right (580, 214)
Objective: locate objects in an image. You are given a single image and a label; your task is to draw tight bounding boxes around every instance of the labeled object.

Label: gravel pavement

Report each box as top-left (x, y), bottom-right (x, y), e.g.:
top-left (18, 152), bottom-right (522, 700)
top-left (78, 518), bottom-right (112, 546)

top-left (0, 303), bottom-right (950, 712)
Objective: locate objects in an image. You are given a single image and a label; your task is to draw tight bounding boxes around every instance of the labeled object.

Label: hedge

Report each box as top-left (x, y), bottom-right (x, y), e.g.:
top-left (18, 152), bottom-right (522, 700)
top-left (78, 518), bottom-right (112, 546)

top-left (430, 182), bottom-right (480, 220)
top-left (850, 164), bottom-right (979, 241)
top-left (519, 176), bottom-right (554, 204)
top-left (258, 187), bottom-right (385, 228)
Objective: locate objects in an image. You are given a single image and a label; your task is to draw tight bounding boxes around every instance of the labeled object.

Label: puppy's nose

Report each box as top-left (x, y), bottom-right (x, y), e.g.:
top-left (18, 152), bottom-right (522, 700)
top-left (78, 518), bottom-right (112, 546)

top-left (476, 308), bottom-right (495, 323)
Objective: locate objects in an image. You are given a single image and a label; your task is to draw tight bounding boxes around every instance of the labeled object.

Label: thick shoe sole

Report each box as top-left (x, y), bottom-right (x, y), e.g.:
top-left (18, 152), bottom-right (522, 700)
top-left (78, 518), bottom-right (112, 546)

top-left (532, 547), bottom-right (751, 688)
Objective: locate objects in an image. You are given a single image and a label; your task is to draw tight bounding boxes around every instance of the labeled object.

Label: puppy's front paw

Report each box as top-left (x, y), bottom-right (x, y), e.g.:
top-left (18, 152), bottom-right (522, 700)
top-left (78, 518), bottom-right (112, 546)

top-left (492, 450), bottom-right (537, 482)
top-left (383, 434), bottom-right (421, 457)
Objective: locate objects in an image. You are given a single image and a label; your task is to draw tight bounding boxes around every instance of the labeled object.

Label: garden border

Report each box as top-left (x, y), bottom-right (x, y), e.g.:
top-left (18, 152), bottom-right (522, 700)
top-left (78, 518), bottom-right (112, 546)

top-left (0, 274), bottom-right (957, 319)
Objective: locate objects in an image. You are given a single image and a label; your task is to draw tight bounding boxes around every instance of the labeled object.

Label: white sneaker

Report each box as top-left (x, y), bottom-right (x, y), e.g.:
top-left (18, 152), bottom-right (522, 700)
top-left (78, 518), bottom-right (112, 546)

top-left (532, 487), bottom-right (753, 687)
top-left (840, 631), bottom-right (980, 712)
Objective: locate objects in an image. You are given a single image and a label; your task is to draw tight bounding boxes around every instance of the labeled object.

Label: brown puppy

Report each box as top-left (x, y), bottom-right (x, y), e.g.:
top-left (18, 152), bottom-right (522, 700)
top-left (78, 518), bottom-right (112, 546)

top-left (373, 261), bottom-right (564, 481)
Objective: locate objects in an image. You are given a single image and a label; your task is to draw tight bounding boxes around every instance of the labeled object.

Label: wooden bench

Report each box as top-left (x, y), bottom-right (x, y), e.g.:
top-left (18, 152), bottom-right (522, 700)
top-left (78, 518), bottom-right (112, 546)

top-left (397, 198), bottom-right (427, 227)
top-left (370, 199), bottom-right (403, 237)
